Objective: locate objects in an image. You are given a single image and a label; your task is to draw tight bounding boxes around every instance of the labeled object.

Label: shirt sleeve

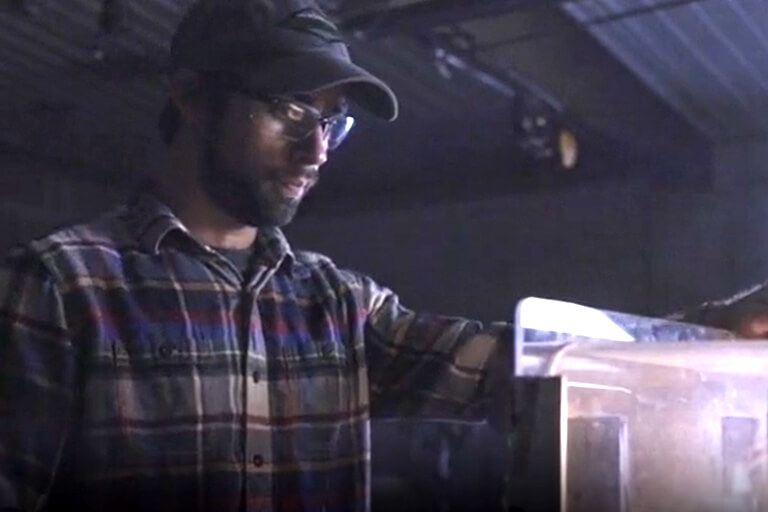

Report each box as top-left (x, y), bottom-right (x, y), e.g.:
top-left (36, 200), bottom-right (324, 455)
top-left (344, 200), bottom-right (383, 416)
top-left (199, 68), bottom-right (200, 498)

top-left (0, 248), bottom-right (76, 511)
top-left (351, 271), bottom-right (512, 421)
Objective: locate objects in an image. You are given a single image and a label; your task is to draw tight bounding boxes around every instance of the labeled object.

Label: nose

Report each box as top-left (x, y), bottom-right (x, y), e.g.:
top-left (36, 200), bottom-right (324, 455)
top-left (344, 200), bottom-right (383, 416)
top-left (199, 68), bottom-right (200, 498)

top-left (290, 124), bottom-right (329, 167)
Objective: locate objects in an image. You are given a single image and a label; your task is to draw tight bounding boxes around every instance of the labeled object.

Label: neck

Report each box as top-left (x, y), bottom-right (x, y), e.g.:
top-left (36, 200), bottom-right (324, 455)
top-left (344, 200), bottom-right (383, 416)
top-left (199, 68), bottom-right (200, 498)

top-left (156, 138), bottom-right (258, 250)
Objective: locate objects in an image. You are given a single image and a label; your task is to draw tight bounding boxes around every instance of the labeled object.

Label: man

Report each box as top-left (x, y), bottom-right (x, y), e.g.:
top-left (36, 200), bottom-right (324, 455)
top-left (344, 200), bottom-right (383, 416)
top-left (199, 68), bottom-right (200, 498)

top-left (0, 1), bottom-right (510, 511)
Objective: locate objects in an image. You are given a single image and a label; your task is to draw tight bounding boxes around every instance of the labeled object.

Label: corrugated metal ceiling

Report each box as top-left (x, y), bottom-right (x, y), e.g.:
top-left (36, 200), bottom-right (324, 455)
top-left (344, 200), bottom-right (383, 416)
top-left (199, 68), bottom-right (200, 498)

top-left (0, 0), bottom-right (508, 181)
top-left (562, 0), bottom-right (768, 141)
top-left (1, 0), bottom-right (762, 194)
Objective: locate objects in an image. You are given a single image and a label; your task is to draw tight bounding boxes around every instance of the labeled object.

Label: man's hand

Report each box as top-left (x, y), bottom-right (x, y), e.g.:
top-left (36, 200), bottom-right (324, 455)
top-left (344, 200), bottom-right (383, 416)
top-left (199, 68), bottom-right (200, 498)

top-left (699, 299), bottom-right (768, 339)
top-left (728, 306), bottom-right (768, 339)
top-left (674, 281), bottom-right (768, 339)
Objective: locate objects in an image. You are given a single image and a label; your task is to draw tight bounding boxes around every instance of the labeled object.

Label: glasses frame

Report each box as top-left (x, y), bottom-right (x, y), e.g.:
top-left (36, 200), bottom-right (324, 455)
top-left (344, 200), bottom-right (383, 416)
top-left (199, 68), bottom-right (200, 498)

top-left (234, 85), bottom-right (355, 151)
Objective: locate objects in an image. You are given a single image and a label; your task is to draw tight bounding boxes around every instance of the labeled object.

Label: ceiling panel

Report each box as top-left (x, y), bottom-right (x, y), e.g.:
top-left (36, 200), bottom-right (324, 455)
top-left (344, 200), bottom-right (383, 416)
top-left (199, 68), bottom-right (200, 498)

top-left (2, 0), bottom-right (747, 207)
top-left (562, 0), bottom-right (768, 141)
top-left (0, 0), bottom-right (515, 184)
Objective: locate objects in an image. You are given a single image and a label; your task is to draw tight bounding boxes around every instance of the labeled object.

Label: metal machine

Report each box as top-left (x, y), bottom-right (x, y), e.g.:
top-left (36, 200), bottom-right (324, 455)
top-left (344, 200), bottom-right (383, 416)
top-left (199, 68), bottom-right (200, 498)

top-left (372, 297), bottom-right (765, 512)
top-left (510, 297), bottom-right (765, 512)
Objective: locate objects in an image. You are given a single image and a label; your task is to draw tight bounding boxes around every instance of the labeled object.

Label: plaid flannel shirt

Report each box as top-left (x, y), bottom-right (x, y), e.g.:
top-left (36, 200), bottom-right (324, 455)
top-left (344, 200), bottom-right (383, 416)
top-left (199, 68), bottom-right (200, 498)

top-left (0, 194), bottom-right (509, 512)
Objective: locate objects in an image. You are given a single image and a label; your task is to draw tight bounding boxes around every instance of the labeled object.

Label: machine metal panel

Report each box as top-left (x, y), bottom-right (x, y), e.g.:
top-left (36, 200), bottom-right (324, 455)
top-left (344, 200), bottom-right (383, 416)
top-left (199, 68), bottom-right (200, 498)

top-left (512, 297), bottom-right (768, 512)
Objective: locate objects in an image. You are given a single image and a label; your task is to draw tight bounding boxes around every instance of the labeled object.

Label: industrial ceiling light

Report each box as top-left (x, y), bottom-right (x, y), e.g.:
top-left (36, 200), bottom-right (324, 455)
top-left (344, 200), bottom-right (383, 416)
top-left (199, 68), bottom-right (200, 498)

top-left (559, 129), bottom-right (579, 170)
top-left (512, 95), bottom-right (579, 170)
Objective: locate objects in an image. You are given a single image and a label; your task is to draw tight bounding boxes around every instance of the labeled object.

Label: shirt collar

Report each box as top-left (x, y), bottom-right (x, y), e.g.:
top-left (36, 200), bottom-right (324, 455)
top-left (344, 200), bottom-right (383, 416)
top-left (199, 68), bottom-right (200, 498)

top-left (251, 225), bottom-right (296, 274)
top-left (121, 193), bottom-right (187, 255)
top-left (121, 193), bottom-right (296, 274)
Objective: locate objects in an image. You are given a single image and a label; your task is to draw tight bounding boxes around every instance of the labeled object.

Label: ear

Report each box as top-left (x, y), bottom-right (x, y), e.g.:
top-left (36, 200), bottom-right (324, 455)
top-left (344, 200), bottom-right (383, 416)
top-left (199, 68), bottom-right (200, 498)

top-left (168, 68), bottom-right (209, 128)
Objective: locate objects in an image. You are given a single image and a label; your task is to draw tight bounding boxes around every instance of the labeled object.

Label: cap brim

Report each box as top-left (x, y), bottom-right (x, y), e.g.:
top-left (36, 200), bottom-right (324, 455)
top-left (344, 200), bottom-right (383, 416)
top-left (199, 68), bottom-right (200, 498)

top-left (239, 53), bottom-right (398, 121)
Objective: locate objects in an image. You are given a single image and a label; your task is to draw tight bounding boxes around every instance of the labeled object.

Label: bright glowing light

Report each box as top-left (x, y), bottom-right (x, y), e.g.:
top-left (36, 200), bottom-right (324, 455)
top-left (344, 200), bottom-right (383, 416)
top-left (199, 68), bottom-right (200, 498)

top-left (516, 297), bottom-right (634, 342)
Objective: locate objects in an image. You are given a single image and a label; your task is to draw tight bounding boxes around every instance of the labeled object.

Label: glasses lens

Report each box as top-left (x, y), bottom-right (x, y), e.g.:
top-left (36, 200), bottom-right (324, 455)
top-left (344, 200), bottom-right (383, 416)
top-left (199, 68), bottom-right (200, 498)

top-left (272, 101), bottom-right (314, 138)
top-left (325, 116), bottom-right (355, 150)
top-left (267, 97), bottom-right (354, 150)
top-left (283, 102), bottom-right (309, 123)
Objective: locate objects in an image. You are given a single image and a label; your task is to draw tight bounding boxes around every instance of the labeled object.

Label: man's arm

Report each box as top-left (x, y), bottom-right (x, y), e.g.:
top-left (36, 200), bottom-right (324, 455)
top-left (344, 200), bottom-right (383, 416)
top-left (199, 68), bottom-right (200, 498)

top-left (351, 272), bottom-right (512, 421)
top-left (0, 248), bottom-right (76, 511)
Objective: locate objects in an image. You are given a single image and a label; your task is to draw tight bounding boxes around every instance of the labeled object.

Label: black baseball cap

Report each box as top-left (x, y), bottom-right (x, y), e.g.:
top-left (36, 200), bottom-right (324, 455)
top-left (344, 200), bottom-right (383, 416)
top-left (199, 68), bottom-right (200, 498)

top-left (167, 0), bottom-right (398, 121)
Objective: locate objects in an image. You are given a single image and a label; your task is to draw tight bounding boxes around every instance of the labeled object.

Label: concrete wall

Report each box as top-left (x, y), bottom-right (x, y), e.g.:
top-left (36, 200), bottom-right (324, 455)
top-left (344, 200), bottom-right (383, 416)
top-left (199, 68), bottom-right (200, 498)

top-left (651, 138), bottom-right (768, 313)
top-left (287, 139), bottom-right (768, 321)
top-left (288, 181), bottom-right (653, 321)
top-left (2, 138), bottom-right (768, 323)
top-left (0, 154), bottom-right (127, 252)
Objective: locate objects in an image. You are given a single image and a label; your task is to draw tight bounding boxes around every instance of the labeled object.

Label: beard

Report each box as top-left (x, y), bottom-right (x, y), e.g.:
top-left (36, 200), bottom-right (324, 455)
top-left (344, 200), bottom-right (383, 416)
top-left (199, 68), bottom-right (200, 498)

top-left (198, 126), bottom-right (316, 228)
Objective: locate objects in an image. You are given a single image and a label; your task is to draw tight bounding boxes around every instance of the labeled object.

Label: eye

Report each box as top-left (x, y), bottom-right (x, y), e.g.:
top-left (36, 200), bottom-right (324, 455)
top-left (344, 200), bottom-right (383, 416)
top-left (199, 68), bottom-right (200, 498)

top-left (281, 102), bottom-right (308, 123)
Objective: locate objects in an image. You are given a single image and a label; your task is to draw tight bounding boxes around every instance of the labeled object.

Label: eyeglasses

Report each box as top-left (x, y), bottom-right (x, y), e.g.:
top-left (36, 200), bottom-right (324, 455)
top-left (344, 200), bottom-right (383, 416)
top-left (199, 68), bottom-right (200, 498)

top-left (238, 88), bottom-right (355, 151)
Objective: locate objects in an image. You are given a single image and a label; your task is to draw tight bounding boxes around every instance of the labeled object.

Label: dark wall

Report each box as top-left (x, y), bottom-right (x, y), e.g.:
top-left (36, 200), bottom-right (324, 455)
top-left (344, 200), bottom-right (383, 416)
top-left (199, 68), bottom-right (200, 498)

top-left (3, 136), bottom-right (768, 512)
top-left (288, 139), bottom-right (768, 321)
top-left (1, 138), bottom-right (765, 321)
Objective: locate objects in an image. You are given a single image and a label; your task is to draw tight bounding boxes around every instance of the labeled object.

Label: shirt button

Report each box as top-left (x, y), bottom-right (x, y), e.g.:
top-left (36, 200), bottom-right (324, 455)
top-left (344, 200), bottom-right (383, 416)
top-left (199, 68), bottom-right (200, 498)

top-left (252, 454), bottom-right (264, 467)
top-left (251, 370), bottom-right (261, 383)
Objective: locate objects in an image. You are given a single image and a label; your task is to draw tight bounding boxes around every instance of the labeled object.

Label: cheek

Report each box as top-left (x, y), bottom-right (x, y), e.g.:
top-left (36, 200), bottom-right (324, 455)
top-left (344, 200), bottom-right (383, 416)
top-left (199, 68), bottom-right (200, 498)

top-left (222, 124), bottom-right (285, 173)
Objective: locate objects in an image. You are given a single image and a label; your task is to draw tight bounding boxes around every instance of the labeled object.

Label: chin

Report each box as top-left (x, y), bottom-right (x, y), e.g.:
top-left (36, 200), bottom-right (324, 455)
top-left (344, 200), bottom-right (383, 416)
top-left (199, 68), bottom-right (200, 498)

top-left (252, 201), bottom-right (300, 228)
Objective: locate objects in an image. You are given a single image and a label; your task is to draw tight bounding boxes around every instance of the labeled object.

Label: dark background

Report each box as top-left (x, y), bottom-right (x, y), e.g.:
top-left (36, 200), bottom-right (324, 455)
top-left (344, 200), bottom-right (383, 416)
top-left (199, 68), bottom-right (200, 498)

top-left (3, 0), bottom-right (767, 319)
top-left (3, 0), bottom-right (768, 507)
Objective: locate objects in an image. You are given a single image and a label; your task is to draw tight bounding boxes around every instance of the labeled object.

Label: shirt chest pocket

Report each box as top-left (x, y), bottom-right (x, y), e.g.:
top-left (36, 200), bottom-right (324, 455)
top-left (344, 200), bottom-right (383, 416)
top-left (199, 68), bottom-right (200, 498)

top-left (83, 327), bottom-right (213, 429)
top-left (76, 328), bottom-right (215, 470)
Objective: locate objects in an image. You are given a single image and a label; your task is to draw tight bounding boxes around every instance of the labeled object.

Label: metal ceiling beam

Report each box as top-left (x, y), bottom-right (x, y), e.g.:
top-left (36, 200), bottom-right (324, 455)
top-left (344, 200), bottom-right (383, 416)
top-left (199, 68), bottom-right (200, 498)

top-left (420, 33), bottom-right (563, 111)
top-left (340, 0), bottom-right (565, 39)
top-left (342, 0), bottom-right (712, 189)
top-left (339, 1), bottom-right (573, 114)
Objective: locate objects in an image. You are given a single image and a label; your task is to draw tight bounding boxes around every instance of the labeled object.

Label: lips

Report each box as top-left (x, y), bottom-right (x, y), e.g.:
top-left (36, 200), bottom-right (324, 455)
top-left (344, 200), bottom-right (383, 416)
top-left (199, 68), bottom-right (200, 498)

top-left (277, 178), bottom-right (310, 200)
top-left (268, 167), bottom-right (319, 201)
